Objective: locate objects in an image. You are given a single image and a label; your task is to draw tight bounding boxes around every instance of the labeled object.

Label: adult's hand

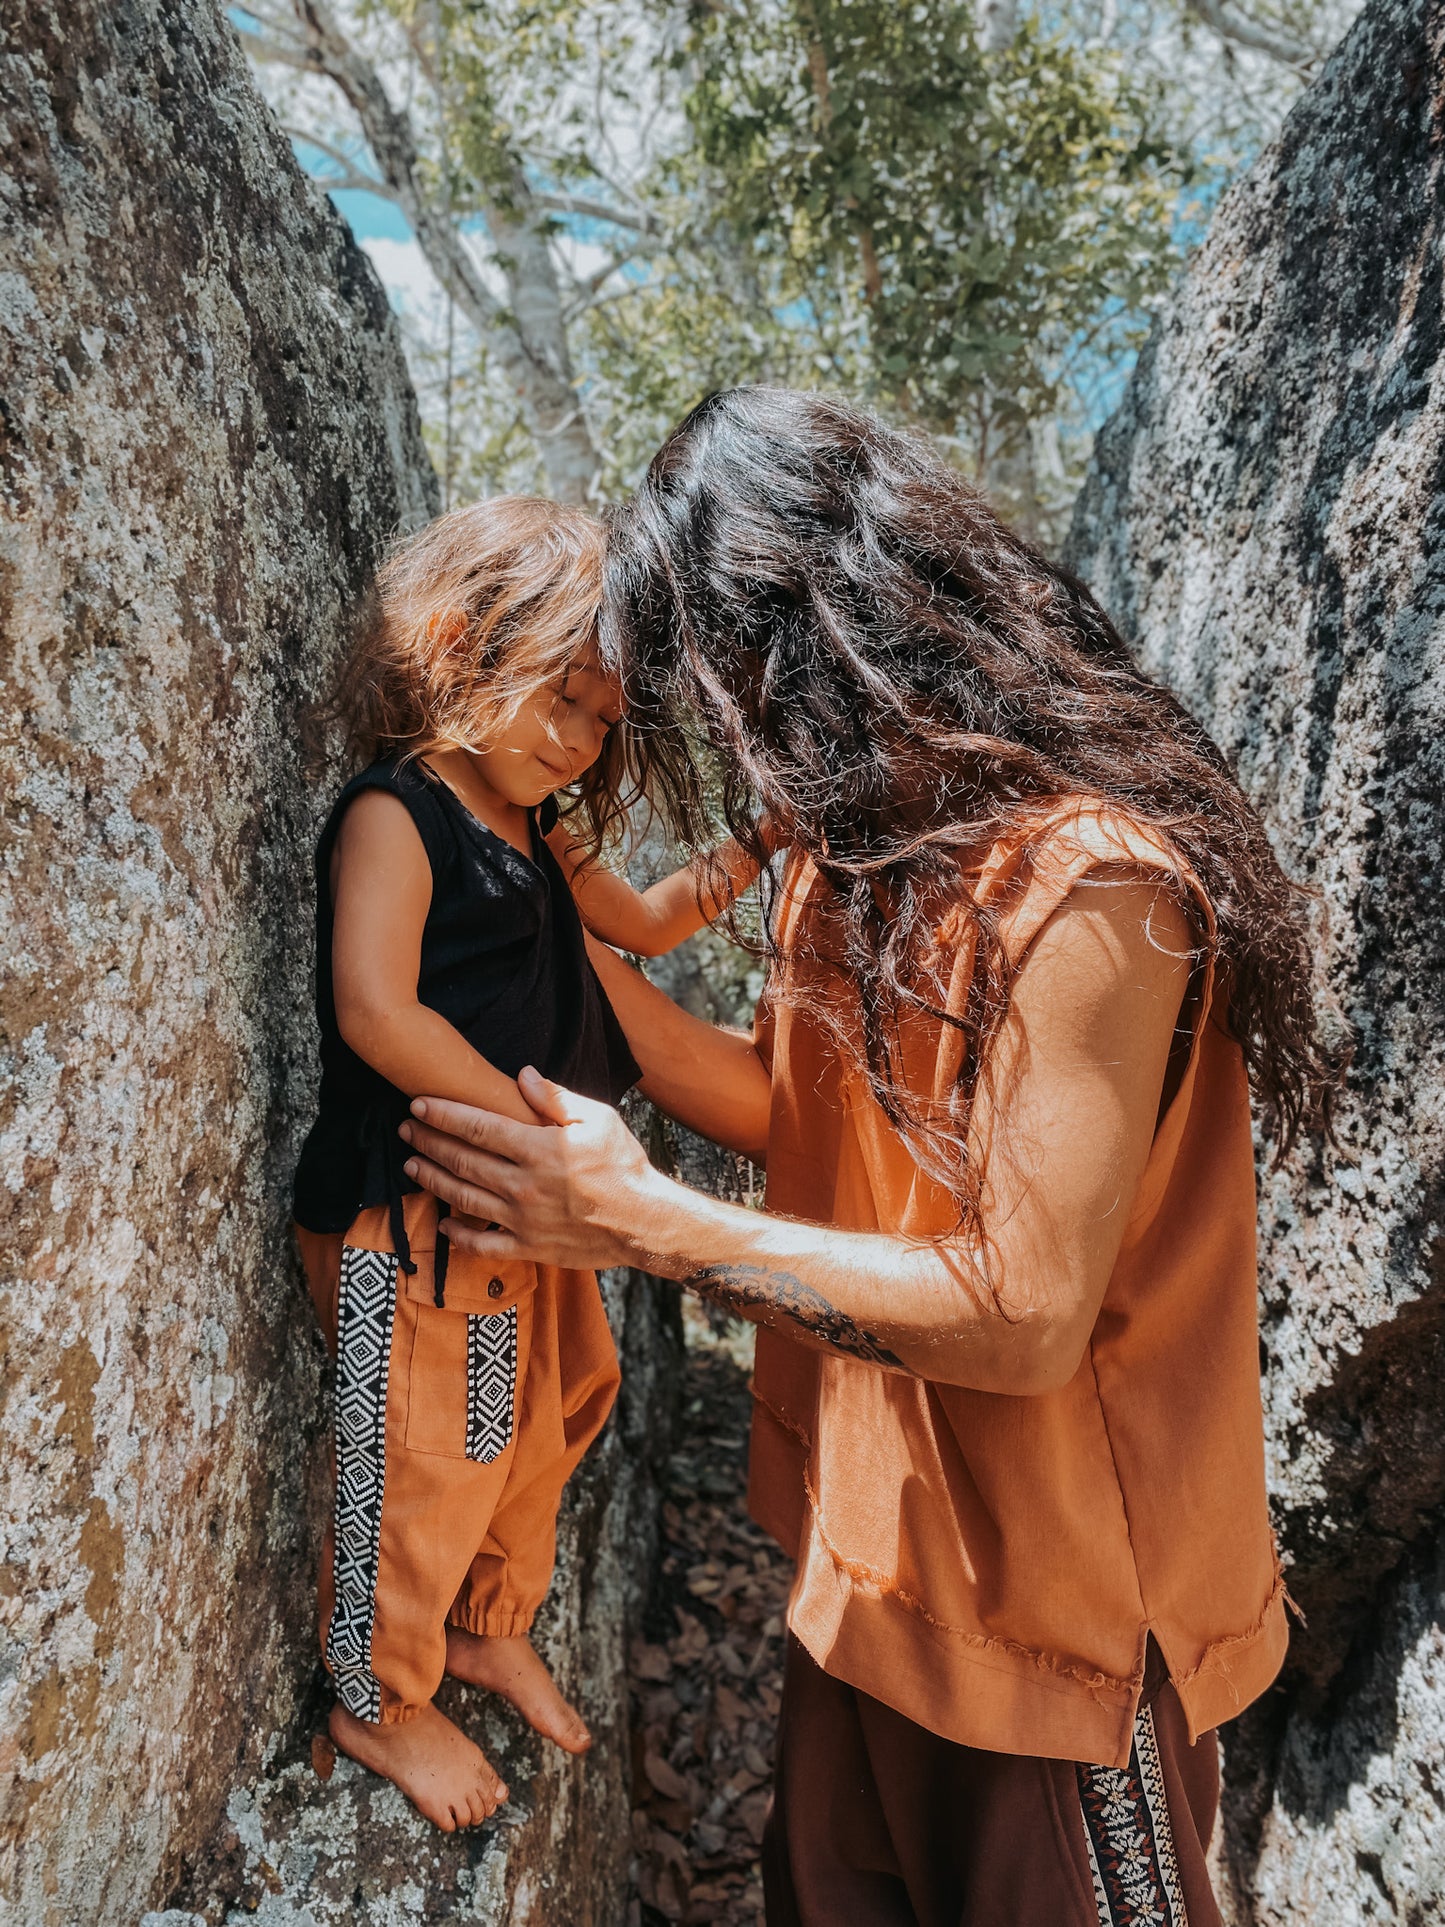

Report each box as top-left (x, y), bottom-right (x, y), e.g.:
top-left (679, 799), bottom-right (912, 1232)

top-left (399, 1067), bottom-right (668, 1273)
top-left (398, 875), bottom-right (1192, 1394)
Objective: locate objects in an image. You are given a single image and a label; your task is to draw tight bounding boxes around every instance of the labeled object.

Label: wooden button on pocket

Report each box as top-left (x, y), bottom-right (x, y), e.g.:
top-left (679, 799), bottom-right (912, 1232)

top-left (401, 1249), bottom-right (537, 1315)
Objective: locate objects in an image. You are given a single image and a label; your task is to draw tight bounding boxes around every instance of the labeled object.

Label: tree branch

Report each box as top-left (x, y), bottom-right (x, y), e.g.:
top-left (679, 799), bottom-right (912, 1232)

top-left (243, 32), bottom-right (323, 76)
top-left (533, 191), bottom-right (659, 236)
top-left (975, 0), bottom-right (1019, 55)
top-left (798, 10), bottom-right (883, 307)
top-left (283, 126), bottom-right (399, 200)
top-left (561, 251), bottom-right (639, 319)
top-left (241, 1), bottom-right (600, 497)
top-left (282, 3), bottom-right (502, 323)
top-left (232, 3), bottom-right (309, 42)
top-left (1184, 0), bottom-right (1315, 68)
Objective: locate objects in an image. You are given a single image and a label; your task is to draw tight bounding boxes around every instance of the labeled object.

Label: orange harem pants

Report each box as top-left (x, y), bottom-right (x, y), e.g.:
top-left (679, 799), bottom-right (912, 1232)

top-left (298, 1192), bottom-right (620, 1725)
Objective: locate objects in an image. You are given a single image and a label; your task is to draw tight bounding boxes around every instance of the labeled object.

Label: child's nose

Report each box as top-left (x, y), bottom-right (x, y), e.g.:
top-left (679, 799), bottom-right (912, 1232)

top-left (559, 708), bottom-right (605, 761)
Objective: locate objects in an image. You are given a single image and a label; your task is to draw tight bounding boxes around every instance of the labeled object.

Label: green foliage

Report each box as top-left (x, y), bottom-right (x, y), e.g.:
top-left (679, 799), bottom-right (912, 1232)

top-left (676, 0), bottom-right (1190, 439)
top-left (322, 1), bottom-right (1201, 519)
top-left (373, 0), bottom-right (632, 203)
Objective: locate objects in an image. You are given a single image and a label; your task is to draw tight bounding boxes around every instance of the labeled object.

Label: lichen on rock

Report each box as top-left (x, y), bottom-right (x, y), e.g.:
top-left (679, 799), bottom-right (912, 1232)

top-left (1, 4), bottom-right (676, 1923)
top-left (0, 2), bottom-right (435, 1916)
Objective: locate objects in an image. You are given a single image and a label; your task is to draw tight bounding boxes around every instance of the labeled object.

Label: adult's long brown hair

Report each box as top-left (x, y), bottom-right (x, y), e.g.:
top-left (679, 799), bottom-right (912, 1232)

top-left (605, 387), bottom-right (1338, 1213)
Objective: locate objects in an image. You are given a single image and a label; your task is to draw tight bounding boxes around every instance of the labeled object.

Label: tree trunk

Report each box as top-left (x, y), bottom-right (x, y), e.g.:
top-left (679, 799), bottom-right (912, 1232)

top-left (1067, 2), bottom-right (1445, 1920)
top-left (481, 161), bottom-right (603, 506)
top-left (0, 4), bottom-right (676, 1921)
top-left (251, 1), bottom-right (603, 503)
top-left (976, 0), bottom-right (1020, 53)
top-left (977, 391), bottom-right (1043, 544)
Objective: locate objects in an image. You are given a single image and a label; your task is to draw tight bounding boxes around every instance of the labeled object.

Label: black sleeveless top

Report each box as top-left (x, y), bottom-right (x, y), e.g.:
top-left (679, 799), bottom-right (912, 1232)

top-left (292, 759), bottom-right (639, 1278)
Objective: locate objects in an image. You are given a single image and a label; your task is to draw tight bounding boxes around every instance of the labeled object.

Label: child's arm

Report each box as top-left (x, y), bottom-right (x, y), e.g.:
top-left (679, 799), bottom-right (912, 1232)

top-left (546, 822), bottom-right (768, 958)
top-left (331, 789), bottom-right (544, 1128)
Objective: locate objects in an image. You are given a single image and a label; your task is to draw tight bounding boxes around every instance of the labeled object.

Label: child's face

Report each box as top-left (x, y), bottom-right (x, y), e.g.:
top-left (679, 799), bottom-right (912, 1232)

top-left (473, 646), bottom-right (624, 806)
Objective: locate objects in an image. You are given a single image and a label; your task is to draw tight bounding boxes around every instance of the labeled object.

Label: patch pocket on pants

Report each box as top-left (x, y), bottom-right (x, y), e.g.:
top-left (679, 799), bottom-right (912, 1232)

top-left (405, 1302), bottom-right (519, 1463)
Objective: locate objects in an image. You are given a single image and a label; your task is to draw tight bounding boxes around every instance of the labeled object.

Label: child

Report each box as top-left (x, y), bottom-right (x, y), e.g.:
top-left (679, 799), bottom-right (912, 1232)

top-left (292, 497), bottom-right (758, 1831)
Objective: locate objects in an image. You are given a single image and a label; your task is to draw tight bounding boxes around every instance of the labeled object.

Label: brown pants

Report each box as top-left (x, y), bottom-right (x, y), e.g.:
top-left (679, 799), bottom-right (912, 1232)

top-left (763, 1636), bottom-right (1222, 1927)
top-left (299, 1195), bottom-right (620, 1724)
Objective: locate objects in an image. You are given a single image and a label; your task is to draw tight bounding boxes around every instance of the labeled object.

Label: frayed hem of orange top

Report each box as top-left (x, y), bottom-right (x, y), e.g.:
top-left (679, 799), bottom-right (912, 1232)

top-left (756, 1386), bottom-right (1135, 1699)
top-left (1170, 1560), bottom-right (1290, 1693)
top-left (797, 1462), bottom-right (1141, 1702)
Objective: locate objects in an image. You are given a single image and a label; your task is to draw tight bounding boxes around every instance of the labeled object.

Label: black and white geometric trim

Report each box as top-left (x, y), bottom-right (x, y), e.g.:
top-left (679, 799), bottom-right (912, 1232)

top-left (326, 1244), bottom-right (398, 1722)
top-left (1137, 1702), bottom-right (1188, 1917)
top-left (1078, 1699), bottom-right (1190, 1926)
top-left (465, 1306), bottom-right (518, 1463)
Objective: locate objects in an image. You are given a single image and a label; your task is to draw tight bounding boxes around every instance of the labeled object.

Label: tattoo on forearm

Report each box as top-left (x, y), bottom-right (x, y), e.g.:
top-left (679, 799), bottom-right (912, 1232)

top-left (683, 1263), bottom-right (905, 1368)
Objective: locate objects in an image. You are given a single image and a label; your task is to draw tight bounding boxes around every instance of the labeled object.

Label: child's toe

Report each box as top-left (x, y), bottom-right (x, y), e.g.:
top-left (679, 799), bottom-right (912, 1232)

top-left (556, 1706), bottom-right (590, 1751)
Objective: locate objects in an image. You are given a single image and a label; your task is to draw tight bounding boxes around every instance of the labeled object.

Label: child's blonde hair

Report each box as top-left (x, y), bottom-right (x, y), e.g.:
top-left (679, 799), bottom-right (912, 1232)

top-left (331, 496), bottom-right (639, 856)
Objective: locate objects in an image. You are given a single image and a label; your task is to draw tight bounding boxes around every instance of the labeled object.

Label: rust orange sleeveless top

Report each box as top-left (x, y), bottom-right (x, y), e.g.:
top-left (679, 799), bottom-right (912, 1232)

top-left (747, 802), bottom-right (1288, 1769)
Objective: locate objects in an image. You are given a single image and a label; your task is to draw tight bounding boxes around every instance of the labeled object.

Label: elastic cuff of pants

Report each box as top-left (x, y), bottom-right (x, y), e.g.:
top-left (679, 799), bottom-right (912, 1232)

top-left (448, 1604), bottom-right (538, 1639)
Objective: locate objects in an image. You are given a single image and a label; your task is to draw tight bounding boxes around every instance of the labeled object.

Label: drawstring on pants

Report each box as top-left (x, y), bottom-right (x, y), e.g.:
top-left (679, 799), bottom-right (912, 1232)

top-left (381, 1116), bottom-right (421, 1287)
top-left (387, 1186), bottom-right (419, 1280)
top-left (364, 1099), bottom-right (439, 1302)
top-left (432, 1227), bottom-right (450, 1308)
top-left (386, 1179), bottom-right (446, 1306)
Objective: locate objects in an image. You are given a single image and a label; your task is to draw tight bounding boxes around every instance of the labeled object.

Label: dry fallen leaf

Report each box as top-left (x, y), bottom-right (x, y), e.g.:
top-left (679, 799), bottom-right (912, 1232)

top-left (627, 1324), bottom-right (788, 1922)
top-left (737, 1791), bottom-right (772, 1846)
top-left (714, 1684), bottom-right (749, 1732)
top-left (651, 1796), bottom-right (696, 1834)
top-left (715, 1643), bottom-right (747, 1680)
top-left (726, 1766), bottom-right (764, 1797)
top-left (651, 1828), bottom-right (691, 1872)
top-left (632, 1641), bottom-right (673, 1682)
top-left (644, 1750), bottom-right (693, 1802)
top-left (310, 1733), bottom-right (336, 1782)
top-left (653, 1864), bottom-right (688, 1921)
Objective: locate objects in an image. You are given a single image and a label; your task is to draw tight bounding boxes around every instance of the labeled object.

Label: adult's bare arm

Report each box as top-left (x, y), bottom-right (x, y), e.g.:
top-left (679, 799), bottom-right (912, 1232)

top-left (584, 933), bottom-right (772, 1162)
top-left (401, 878), bottom-right (1193, 1395)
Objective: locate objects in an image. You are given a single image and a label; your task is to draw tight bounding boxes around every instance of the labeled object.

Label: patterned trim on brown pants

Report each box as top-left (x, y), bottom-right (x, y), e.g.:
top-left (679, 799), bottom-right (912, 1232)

top-left (763, 1636), bottom-right (1222, 1927)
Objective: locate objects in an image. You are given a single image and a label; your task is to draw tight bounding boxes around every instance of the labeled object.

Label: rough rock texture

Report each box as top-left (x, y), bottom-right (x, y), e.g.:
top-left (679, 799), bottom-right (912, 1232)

top-left (1067, 2), bottom-right (1445, 1919)
top-left (0, 2), bottom-right (432, 1915)
top-left (0, 6), bottom-right (680, 1923)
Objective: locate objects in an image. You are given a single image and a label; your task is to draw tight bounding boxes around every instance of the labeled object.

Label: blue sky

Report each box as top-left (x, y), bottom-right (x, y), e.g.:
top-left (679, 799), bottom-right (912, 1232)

top-left (227, 11), bottom-right (417, 257)
top-left (293, 140), bottom-right (409, 243)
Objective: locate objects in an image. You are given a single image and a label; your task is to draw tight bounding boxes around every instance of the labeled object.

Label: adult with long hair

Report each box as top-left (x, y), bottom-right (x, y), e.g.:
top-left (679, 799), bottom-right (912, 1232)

top-left (399, 390), bottom-right (1336, 1925)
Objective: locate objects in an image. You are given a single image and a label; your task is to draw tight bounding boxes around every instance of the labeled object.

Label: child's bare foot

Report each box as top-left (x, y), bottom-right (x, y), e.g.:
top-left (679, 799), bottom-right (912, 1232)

top-left (445, 1627), bottom-right (592, 1755)
top-left (329, 1700), bottom-right (509, 1831)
